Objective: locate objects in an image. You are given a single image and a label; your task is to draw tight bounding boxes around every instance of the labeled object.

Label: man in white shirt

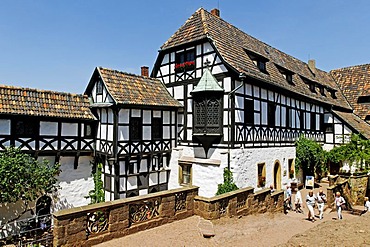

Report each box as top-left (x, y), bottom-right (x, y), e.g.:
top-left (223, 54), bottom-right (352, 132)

top-left (316, 190), bottom-right (327, 220)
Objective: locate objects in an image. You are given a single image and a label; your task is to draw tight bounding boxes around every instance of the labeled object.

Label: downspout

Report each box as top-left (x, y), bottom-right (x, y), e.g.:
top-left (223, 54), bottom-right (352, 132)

top-left (227, 73), bottom-right (246, 170)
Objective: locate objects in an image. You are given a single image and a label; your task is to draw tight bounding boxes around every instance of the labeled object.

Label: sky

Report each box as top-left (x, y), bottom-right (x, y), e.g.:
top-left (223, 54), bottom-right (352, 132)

top-left (0, 1), bottom-right (369, 94)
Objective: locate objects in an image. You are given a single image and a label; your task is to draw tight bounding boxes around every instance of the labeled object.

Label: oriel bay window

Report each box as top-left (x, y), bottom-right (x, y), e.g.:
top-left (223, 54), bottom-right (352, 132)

top-left (193, 96), bottom-right (223, 134)
top-left (191, 67), bottom-right (224, 157)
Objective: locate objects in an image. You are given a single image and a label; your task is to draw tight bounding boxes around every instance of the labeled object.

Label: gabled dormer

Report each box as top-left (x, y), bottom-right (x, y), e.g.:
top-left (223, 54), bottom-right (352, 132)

top-left (191, 66), bottom-right (224, 157)
top-left (245, 49), bottom-right (269, 73)
top-left (276, 65), bottom-right (294, 84)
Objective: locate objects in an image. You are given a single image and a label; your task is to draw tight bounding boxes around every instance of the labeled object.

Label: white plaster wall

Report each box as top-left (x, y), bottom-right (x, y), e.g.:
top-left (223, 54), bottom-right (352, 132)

top-left (168, 145), bottom-right (295, 197)
top-left (53, 156), bottom-right (93, 211)
top-left (231, 146), bottom-right (296, 191)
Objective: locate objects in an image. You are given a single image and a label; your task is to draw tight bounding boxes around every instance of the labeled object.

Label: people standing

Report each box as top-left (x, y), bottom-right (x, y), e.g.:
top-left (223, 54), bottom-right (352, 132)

top-left (294, 188), bottom-right (303, 213)
top-left (306, 190), bottom-right (316, 222)
top-left (316, 190), bottom-right (327, 220)
top-left (364, 197), bottom-right (370, 213)
top-left (334, 192), bottom-right (346, 220)
top-left (285, 185), bottom-right (292, 210)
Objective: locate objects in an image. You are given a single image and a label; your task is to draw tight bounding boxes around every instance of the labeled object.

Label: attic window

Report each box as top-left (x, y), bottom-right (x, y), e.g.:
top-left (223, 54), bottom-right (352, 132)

top-left (358, 96), bottom-right (370, 103)
top-left (329, 90), bottom-right (337, 99)
top-left (96, 81), bottom-right (103, 95)
top-left (277, 66), bottom-right (294, 84)
top-left (175, 49), bottom-right (195, 72)
top-left (319, 86), bottom-right (326, 96)
top-left (245, 50), bottom-right (268, 73)
top-left (309, 83), bottom-right (316, 93)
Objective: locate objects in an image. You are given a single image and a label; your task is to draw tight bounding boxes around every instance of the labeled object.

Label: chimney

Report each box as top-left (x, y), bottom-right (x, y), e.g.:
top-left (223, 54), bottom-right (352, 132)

top-left (141, 66), bottom-right (149, 77)
top-left (308, 59), bottom-right (316, 76)
top-left (211, 8), bottom-right (220, 17)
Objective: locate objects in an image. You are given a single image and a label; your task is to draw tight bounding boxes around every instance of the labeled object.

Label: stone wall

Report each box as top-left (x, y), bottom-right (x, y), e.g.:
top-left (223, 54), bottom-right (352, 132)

top-left (194, 187), bottom-right (284, 220)
top-left (53, 186), bottom-right (284, 246)
top-left (53, 186), bottom-right (198, 247)
top-left (327, 180), bottom-right (352, 209)
top-left (348, 174), bottom-right (369, 205)
top-left (327, 174), bottom-right (369, 207)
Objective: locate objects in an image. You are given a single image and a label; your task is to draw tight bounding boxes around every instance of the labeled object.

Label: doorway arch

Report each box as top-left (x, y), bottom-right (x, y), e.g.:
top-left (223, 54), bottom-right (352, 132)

top-left (273, 161), bottom-right (281, 190)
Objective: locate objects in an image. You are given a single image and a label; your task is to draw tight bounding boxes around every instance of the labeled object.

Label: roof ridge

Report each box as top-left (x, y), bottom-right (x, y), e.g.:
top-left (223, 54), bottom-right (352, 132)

top-left (0, 84), bottom-right (86, 97)
top-left (98, 67), bottom-right (159, 81)
top-left (330, 63), bottom-right (370, 72)
top-left (161, 8), bottom-right (207, 49)
top-left (199, 8), bottom-right (332, 77)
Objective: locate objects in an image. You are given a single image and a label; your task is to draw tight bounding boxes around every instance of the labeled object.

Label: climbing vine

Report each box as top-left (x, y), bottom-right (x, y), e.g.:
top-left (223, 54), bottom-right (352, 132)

top-left (327, 134), bottom-right (370, 172)
top-left (295, 136), bottom-right (327, 180)
top-left (216, 168), bottom-right (239, 195)
top-left (86, 163), bottom-right (105, 204)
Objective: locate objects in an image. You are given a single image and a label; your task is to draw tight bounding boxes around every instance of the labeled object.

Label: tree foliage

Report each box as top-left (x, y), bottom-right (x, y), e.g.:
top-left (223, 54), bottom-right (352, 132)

top-left (327, 134), bottom-right (370, 171)
top-left (216, 168), bottom-right (239, 195)
top-left (0, 146), bottom-right (61, 204)
top-left (295, 136), bottom-right (327, 180)
top-left (86, 163), bottom-right (105, 204)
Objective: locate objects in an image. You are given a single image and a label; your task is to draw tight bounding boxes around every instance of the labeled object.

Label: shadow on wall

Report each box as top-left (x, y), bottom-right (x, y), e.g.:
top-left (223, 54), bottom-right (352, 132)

top-left (0, 201), bottom-right (36, 225)
top-left (53, 198), bottom-right (74, 212)
top-left (57, 156), bottom-right (93, 184)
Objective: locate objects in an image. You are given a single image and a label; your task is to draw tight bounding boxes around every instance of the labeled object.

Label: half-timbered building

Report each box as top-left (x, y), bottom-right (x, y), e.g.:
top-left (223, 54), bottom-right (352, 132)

top-left (0, 85), bottom-right (96, 209)
top-left (85, 67), bottom-right (181, 201)
top-left (152, 8), bottom-right (370, 196)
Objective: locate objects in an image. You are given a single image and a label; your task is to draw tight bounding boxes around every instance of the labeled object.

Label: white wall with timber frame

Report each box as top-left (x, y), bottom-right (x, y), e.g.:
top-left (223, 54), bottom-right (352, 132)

top-left (89, 78), bottom-right (178, 201)
top-left (0, 115), bottom-right (95, 209)
top-left (153, 39), bottom-right (352, 196)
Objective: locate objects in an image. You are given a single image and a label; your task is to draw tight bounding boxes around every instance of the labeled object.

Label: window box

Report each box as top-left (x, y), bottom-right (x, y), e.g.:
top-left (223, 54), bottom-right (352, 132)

top-left (175, 61), bottom-right (195, 72)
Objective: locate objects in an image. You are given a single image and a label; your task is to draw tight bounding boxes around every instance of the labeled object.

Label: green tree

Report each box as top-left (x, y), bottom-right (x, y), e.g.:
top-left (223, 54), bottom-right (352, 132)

top-left (216, 168), bottom-right (239, 195)
top-left (295, 136), bottom-right (327, 181)
top-left (86, 163), bottom-right (105, 204)
top-left (327, 134), bottom-right (370, 172)
top-left (0, 146), bottom-right (60, 222)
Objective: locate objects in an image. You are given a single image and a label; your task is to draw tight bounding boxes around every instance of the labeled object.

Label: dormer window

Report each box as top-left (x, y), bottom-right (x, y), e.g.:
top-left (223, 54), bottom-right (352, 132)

top-left (256, 60), bottom-right (266, 72)
top-left (245, 49), bottom-right (268, 73)
top-left (277, 66), bottom-right (294, 84)
top-left (285, 73), bottom-right (293, 84)
top-left (329, 90), bottom-right (337, 99)
top-left (357, 96), bottom-right (370, 103)
top-left (309, 83), bottom-right (316, 93)
top-left (319, 86), bottom-right (326, 96)
top-left (175, 49), bottom-right (195, 72)
top-left (301, 77), bottom-right (317, 93)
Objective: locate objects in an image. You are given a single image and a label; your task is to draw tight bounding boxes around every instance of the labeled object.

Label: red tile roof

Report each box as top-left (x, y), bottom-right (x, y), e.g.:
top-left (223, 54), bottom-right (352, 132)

top-left (331, 64), bottom-right (370, 122)
top-left (98, 67), bottom-right (182, 107)
top-left (160, 8), bottom-right (351, 110)
top-left (0, 85), bottom-right (95, 120)
top-left (333, 110), bottom-right (370, 139)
